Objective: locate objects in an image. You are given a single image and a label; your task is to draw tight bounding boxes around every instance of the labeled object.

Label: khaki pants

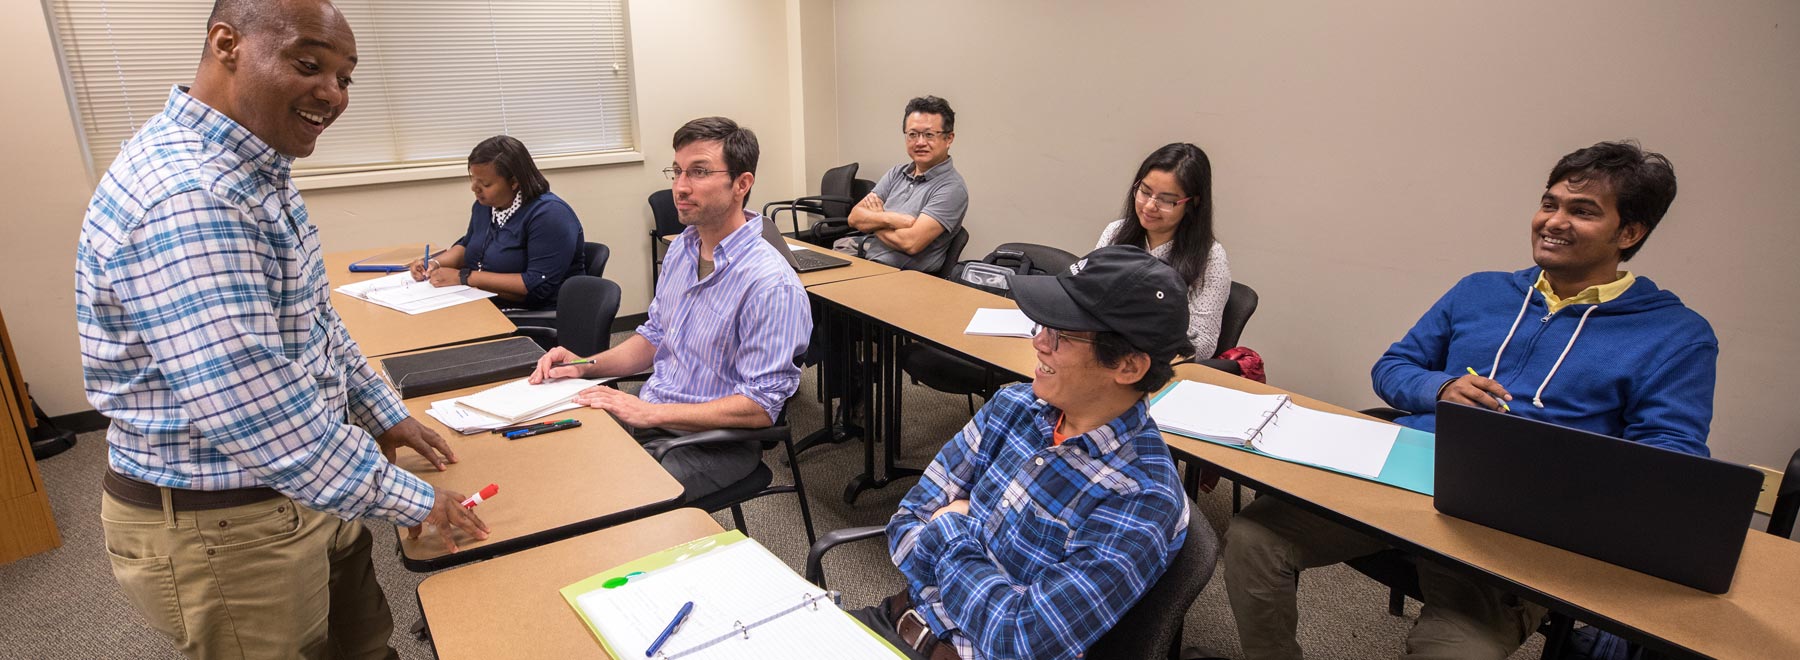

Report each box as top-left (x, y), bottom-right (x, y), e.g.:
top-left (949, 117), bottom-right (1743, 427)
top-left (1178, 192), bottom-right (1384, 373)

top-left (1223, 496), bottom-right (1548, 660)
top-left (100, 491), bottom-right (399, 660)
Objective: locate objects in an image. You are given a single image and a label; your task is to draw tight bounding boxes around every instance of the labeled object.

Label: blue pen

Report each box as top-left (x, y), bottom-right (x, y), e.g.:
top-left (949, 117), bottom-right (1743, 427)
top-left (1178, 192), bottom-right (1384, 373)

top-left (424, 243), bottom-right (430, 271)
top-left (644, 601), bottom-right (693, 657)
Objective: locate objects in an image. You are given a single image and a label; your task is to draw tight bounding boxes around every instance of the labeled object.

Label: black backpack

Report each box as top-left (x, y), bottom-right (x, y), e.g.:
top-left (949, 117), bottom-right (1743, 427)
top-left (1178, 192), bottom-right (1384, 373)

top-left (945, 243), bottom-right (1078, 298)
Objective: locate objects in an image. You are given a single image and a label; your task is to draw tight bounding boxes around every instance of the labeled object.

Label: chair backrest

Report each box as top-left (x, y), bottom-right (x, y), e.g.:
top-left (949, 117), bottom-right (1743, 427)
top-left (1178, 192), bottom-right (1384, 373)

top-left (850, 178), bottom-right (877, 205)
top-left (1213, 281), bottom-right (1260, 356)
top-left (583, 242), bottom-right (610, 279)
top-left (817, 163), bottom-right (859, 218)
top-left (1769, 448), bottom-right (1800, 539)
top-left (932, 226), bottom-right (972, 278)
top-left (1085, 499), bottom-right (1217, 660)
top-left (555, 276), bottom-right (620, 356)
top-left (648, 189), bottom-right (682, 238)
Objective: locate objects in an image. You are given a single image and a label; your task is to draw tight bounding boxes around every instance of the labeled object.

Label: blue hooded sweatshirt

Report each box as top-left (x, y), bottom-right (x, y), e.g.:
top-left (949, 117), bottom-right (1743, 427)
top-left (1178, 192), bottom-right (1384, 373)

top-left (1371, 267), bottom-right (1717, 457)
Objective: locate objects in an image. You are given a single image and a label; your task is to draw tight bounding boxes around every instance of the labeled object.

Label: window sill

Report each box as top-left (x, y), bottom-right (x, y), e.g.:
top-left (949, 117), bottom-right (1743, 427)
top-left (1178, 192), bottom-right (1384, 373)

top-left (294, 151), bottom-right (645, 191)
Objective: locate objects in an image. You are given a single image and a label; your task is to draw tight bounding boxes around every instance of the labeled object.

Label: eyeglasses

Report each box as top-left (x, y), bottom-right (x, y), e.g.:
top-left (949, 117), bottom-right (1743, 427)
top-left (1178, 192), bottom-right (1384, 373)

top-left (903, 130), bottom-right (950, 143)
top-left (1033, 325), bottom-right (1097, 352)
top-left (662, 166), bottom-right (733, 181)
top-left (1133, 183), bottom-right (1192, 212)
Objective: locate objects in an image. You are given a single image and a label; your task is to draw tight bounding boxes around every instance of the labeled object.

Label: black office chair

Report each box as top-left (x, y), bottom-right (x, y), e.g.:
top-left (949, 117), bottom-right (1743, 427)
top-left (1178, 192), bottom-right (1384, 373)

top-left (931, 226), bottom-right (972, 279)
top-left (510, 276), bottom-right (619, 356)
top-left (898, 243), bottom-right (1078, 413)
top-left (505, 241), bottom-right (610, 327)
top-left (804, 498), bottom-right (1217, 660)
top-left (761, 163), bottom-right (863, 245)
top-left (1770, 448), bottom-right (1800, 539)
top-left (646, 189), bottom-right (682, 295)
top-left (1179, 281), bottom-right (1260, 376)
top-left (626, 359), bottom-right (817, 545)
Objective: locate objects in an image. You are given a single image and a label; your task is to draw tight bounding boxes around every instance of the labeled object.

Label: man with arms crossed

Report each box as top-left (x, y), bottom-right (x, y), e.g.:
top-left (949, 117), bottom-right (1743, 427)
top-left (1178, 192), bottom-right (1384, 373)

top-left (532, 117), bottom-right (811, 501)
top-left (1224, 141), bottom-right (1717, 660)
top-left (862, 246), bottom-right (1203, 659)
top-left (77, 1), bottom-right (486, 656)
top-left (834, 95), bottom-right (970, 273)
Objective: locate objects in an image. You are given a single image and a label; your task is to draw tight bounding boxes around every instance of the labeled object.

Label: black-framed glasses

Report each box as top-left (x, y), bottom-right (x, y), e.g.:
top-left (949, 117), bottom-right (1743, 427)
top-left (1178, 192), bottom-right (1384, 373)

top-left (662, 166), bottom-right (733, 181)
top-left (1033, 324), bottom-right (1097, 352)
top-left (903, 130), bottom-right (949, 143)
top-left (1133, 183), bottom-right (1192, 212)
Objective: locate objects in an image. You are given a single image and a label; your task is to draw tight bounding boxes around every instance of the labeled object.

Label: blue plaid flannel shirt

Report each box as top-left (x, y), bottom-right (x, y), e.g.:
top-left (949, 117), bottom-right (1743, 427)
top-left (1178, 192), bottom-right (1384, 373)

top-left (76, 87), bottom-right (434, 526)
top-left (887, 383), bottom-right (1190, 659)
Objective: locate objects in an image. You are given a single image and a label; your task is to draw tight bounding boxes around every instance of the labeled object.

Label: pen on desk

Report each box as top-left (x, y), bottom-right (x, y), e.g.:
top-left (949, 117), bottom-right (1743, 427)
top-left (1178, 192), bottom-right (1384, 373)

top-left (460, 483), bottom-right (498, 509)
top-left (424, 243), bottom-right (430, 270)
top-left (645, 601), bottom-right (694, 658)
top-left (1464, 367), bottom-right (1511, 412)
top-left (506, 419), bottom-right (582, 439)
top-left (554, 358), bottom-right (595, 367)
top-left (489, 419), bottom-right (576, 435)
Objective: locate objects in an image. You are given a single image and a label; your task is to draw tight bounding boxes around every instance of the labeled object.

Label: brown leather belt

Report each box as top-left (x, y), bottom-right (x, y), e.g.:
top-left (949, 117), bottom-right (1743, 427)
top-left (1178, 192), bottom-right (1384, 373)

top-left (104, 468), bottom-right (282, 512)
top-left (884, 590), bottom-right (963, 660)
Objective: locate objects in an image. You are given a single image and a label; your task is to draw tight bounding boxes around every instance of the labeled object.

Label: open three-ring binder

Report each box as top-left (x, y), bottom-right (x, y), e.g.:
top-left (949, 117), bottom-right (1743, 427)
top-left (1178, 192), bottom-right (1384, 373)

top-left (1149, 380), bottom-right (1433, 494)
top-left (561, 531), bottom-right (906, 659)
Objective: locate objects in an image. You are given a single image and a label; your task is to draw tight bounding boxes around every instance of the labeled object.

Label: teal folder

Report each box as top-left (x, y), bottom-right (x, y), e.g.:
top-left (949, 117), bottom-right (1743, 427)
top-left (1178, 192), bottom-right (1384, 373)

top-left (1149, 387), bottom-right (1437, 496)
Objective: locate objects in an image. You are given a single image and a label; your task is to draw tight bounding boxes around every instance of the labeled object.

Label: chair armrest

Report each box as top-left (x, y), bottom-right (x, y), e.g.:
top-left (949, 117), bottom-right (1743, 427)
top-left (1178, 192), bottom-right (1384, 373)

top-left (1358, 407), bottom-right (1410, 422)
top-left (804, 525), bottom-right (890, 586)
top-left (1190, 357), bottom-right (1243, 376)
top-left (511, 326), bottom-right (558, 351)
top-left (646, 425), bottom-right (790, 460)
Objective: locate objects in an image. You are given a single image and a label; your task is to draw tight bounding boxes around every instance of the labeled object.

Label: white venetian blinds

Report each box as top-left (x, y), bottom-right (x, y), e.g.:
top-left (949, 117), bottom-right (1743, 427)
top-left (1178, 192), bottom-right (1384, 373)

top-left (48, 0), bottom-right (635, 176)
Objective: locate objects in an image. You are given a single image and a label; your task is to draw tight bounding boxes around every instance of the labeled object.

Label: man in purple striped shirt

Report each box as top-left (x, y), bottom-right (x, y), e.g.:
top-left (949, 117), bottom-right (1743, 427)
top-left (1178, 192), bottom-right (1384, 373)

top-left (532, 117), bottom-right (811, 499)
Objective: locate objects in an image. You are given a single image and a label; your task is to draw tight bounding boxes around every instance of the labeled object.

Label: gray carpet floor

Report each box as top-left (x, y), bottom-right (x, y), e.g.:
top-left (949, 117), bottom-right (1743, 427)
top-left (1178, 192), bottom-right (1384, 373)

top-left (0, 358), bottom-right (1546, 659)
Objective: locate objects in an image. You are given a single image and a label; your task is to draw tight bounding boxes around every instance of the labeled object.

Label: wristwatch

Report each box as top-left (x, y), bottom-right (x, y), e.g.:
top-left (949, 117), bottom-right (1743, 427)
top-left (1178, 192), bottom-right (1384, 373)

top-left (458, 268), bottom-right (472, 286)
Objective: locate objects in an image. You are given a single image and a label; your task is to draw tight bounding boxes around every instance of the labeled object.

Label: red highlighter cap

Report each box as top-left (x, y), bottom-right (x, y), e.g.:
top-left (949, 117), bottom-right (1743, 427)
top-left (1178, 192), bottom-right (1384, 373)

top-left (460, 483), bottom-right (500, 509)
top-left (476, 483), bottom-right (499, 499)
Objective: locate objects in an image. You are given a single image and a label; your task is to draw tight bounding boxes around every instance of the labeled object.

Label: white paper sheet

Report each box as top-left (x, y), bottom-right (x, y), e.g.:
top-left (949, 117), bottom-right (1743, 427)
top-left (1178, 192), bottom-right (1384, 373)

top-left (963, 308), bottom-right (1037, 338)
top-left (452, 377), bottom-right (600, 424)
top-left (1250, 405), bottom-right (1400, 479)
top-left (1147, 380), bottom-right (1290, 444)
top-left (334, 272), bottom-right (497, 315)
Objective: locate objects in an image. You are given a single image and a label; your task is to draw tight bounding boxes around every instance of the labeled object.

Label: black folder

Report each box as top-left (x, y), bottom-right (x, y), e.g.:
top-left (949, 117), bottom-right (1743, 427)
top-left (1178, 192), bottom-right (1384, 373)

top-left (381, 337), bottom-right (546, 399)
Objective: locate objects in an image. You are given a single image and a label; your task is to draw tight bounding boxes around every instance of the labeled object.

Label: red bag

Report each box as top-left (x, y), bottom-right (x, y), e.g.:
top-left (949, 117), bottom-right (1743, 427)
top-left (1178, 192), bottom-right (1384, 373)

top-left (1217, 346), bottom-right (1265, 383)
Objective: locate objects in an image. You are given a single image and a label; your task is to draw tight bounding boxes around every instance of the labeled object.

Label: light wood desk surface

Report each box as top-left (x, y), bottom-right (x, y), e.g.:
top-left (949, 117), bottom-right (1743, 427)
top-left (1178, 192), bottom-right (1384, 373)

top-left (806, 270), bottom-right (1038, 379)
top-left (418, 508), bottom-right (725, 660)
top-left (381, 361), bottom-right (685, 571)
top-left (1164, 364), bottom-right (1800, 657)
top-left (786, 237), bottom-right (897, 287)
top-left (323, 245), bottom-right (516, 358)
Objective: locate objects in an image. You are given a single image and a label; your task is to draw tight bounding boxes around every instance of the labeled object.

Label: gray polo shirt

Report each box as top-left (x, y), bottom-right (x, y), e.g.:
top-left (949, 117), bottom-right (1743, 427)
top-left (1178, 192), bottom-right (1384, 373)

top-left (840, 157), bottom-right (969, 272)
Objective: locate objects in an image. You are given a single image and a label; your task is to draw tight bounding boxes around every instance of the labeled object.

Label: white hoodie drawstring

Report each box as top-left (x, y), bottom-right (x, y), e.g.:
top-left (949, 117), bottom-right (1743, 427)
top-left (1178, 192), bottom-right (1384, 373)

top-left (1532, 305), bottom-right (1597, 408)
top-left (1487, 284), bottom-right (1599, 410)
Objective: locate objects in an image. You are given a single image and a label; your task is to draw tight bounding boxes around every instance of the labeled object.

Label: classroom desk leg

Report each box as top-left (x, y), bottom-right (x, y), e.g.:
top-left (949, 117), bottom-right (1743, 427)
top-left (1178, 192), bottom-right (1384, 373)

top-left (881, 331), bottom-right (922, 486)
top-left (844, 315), bottom-right (884, 504)
top-left (794, 301), bottom-right (863, 457)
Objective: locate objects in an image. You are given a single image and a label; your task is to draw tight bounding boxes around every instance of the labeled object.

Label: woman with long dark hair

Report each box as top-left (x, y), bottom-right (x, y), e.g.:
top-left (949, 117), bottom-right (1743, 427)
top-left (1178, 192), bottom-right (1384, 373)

top-left (409, 135), bottom-right (585, 309)
top-left (1097, 142), bottom-right (1231, 357)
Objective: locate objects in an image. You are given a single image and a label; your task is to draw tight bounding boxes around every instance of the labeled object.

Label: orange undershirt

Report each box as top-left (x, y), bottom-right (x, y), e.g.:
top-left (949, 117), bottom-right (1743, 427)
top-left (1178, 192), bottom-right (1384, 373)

top-left (1051, 413), bottom-right (1069, 446)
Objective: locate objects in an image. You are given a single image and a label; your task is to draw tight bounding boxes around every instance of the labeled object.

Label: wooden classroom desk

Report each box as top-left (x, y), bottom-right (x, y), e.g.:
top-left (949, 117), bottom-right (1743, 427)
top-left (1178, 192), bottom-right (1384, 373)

top-left (1163, 364), bottom-right (1800, 658)
top-left (417, 508), bottom-right (725, 660)
top-left (785, 237), bottom-right (897, 287)
top-left (381, 365), bottom-right (685, 571)
top-left (806, 270), bottom-right (1038, 379)
top-left (322, 245), bottom-right (517, 358)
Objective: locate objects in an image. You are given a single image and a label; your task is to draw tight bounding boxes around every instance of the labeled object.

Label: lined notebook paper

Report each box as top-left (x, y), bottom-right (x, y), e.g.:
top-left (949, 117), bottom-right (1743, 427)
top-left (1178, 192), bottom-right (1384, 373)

top-left (453, 377), bottom-right (600, 424)
top-left (1150, 380), bottom-right (1400, 478)
top-left (334, 272), bottom-right (496, 315)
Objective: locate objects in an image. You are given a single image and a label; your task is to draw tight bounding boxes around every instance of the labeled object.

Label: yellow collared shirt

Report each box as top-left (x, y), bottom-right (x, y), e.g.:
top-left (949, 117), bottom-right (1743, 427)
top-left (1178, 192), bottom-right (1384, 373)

top-left (1534, 271), bottom-right (1636, 314)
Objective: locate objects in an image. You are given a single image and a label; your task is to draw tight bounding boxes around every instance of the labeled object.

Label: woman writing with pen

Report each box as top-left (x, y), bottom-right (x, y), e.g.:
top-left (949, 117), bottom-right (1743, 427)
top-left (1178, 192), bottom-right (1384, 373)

top-left (410, 135), bottom-right (586, 310)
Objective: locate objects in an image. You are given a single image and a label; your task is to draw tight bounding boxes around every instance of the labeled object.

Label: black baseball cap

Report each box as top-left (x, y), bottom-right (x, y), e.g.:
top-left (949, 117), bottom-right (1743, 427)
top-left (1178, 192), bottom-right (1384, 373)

top-left (1008, 245), bottom-right (1192, 357)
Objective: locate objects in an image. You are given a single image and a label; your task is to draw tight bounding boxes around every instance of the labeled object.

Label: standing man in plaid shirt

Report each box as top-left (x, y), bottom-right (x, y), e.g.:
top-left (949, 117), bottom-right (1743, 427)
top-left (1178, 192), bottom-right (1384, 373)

top-left (76, 1), bottom-right (486, 656)
top-left (863, 246), bottom-right (1206, 659)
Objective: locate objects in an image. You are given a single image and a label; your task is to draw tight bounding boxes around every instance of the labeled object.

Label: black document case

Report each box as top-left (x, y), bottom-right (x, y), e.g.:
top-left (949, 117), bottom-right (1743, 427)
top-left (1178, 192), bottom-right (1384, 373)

top-left (381, 337), bottom-right (545, 399)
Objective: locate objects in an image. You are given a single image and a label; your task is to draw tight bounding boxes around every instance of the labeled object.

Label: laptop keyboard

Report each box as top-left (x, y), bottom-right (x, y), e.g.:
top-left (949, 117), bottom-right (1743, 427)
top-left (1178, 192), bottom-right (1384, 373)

top-left (791, 249), bottom-right (849, 270)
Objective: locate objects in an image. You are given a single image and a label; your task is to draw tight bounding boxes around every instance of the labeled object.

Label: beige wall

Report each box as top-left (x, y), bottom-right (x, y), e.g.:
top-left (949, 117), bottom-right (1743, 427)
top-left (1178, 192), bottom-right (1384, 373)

top-left (1, 0), bottom-right (814, 417)
top-left (831, 1), bottom-right (1800, 469)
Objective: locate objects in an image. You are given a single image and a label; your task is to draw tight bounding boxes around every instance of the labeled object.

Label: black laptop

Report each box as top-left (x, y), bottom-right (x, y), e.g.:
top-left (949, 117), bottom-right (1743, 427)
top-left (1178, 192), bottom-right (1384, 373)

top-left (759, 218), bottom-right (851, 273)
top-left (1433, 402), bottom-right (1761, 594)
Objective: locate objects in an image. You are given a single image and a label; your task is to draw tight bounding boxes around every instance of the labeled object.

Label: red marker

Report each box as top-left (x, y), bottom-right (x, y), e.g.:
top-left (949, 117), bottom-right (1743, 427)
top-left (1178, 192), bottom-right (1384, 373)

top-left (460, 483), bottom-right (499, 509)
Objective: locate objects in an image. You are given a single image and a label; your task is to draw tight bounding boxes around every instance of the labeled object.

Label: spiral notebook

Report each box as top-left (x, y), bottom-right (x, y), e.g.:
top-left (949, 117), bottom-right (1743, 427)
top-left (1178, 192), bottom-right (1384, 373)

top-left (562, 531), bottom-right (904, 660)
top-left (1149, 380), bottom-right (1400, 479)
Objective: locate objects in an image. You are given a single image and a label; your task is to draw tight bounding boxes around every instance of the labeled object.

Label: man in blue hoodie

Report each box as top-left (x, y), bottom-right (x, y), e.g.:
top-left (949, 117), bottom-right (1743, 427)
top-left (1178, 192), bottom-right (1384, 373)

top-left (1223, 141), bottom-right (1717, 660)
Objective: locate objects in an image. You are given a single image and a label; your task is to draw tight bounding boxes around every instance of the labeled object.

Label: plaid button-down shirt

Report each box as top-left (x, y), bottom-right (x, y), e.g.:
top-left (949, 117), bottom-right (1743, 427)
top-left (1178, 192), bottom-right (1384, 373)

top-left (888, 383), bottom-right (1189, 659)
top-left (76, 87), bottom-right (433, 526)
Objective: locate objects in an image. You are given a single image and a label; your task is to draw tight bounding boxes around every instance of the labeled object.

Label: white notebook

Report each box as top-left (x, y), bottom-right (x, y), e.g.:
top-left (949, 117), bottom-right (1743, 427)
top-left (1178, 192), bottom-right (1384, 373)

top-left (963, 308), bottom-right (1037, 338)
top-left (452, 377), bottom-right (600, 424)
top-left (334, 272), bottom-right (497, 315)
top-left (1149, 380), bottom-right (1400, 478)
top-left (571, 539), bottom-right (901, 659)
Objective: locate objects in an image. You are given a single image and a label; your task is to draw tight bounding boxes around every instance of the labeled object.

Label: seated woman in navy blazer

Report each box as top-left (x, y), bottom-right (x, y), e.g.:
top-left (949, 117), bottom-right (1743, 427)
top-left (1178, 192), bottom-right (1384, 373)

top-left (409, 135), bottom-right (585, 310)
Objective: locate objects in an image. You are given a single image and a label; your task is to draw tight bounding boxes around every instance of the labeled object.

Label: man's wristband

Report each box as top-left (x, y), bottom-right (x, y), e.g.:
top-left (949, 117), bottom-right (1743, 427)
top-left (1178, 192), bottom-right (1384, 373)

top-left (458, 268), bottom-right (472, 286)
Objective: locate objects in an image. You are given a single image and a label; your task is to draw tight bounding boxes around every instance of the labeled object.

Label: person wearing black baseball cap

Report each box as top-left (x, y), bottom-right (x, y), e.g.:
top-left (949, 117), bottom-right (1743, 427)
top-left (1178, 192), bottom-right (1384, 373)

top-left (862, 246), bottom-right (1209, 659)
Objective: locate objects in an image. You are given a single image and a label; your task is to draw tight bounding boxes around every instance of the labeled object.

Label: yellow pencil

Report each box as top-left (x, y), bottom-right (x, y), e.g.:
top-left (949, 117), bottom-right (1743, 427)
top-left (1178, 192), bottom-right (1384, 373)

top-left (1465, 367), bottom-right (1511, 412)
